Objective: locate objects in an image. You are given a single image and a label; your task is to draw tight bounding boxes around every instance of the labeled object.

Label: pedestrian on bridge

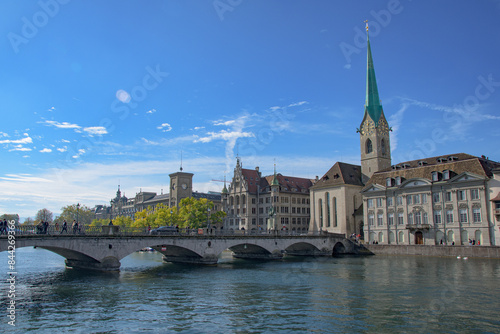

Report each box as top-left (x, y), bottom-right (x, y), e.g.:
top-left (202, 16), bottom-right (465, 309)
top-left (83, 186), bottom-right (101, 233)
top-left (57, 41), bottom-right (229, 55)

top-left (72, 220), bottom-right (78, 234)
top-left (61, 221), bottom-right (68, 234)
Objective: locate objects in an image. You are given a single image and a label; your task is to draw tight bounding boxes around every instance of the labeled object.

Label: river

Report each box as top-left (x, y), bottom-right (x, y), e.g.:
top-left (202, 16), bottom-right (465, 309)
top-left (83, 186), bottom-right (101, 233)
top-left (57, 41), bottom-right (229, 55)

top-left (1, 247), bottom-right (500, 333)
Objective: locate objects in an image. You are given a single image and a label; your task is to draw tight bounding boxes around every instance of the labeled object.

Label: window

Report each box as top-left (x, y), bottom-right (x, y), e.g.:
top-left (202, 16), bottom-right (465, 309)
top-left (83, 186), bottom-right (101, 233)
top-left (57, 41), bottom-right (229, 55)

top-left (397, 196), bottom-right (403, 206)
top-left (291, 207), bottom-right (296, 214)
top-left (387, 196), bottom-right (394, 206)
top-left (413, 195), bottom-right (420, 204)
top-left (376, 198), bottom-right (383, 207)
top-left (252, 218), bottom-right (256, 225)
top-left (434, 210), bottom-right (442, 225)
top-left (457, 190), bottom-right (466, 201)
top-left (397, 212), bottom-right (404, 225)
top-left (473, 208), bottom-right (481, 222)
top-left (443, 170), bottom-right (450, 180)
top-left (388, 213), bottom-right (394, 225)
top-left (381, 139), bottom-right (386, 155)
top-left (386, 178), bottom-right (393, 187)
top-left (445, 192), bottom-right (452, 202)
top-left (423, 212), bottom-right (428, 224)
top-left (367, 199), bottom-right (374, 208)
top-left (446, 210), bottom-right (453, 224)
top-left (408, 213), bottom-right (413, 225)
top-left (459, 209), bottom-right (468, 223)
top-left (292, 198), bottom-right (296, 204)
top-left (432, 171), bottom-right (441, 181)
top-left (319, 199), bottom-right (323, 228)
top-left (377, 214), bottom-right (383, 226)
top-left (366, 139), bottom-right (373, 154)
top-left (471, 189), bottom-right (480, 200)
top-left (252, 198), bottom-right (256, 204)
top-left (415, 211), bottom-right (422, 224)
top-left (326, 193), bottom-right (331, 228)
top-left (433, 193), bottom-right (440, 203)
top-left (422, 194), bottom-right (427, 204)
top-left (252, 208), bottom-right (256, 214)
top-left (407, 196), bottom-right (413, 205)
top-left (368, 214), bottom-right (374, 226)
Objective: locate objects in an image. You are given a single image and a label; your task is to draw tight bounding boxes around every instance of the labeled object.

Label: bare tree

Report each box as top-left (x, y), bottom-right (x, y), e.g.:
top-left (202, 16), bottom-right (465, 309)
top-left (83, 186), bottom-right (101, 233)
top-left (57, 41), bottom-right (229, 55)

top-left (35, 208), bottom-right (53, 223)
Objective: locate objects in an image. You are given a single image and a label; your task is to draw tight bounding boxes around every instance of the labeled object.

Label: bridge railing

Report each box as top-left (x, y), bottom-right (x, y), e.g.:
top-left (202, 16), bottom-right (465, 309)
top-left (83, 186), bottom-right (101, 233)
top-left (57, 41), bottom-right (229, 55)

top-left (0, 225), bottom-right (337, 238)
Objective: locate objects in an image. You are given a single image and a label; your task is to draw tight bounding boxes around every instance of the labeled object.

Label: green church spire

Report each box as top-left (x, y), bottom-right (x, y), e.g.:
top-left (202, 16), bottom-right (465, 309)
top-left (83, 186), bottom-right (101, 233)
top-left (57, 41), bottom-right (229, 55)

top-left (364, 22), bottom-right (383, 125)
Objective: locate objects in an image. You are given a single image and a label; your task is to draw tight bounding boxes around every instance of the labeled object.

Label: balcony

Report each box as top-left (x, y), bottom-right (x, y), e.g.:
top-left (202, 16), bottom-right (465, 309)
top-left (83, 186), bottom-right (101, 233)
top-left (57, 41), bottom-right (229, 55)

top-left (405, 224), bottom-right (431, 230)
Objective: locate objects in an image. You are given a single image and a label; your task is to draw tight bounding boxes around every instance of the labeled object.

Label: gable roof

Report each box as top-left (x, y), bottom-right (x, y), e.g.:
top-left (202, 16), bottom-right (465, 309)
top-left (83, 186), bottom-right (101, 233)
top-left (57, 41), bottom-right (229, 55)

top-left (365, 153), bottom-right (500, 188)
top-left (311, 162), bottom-right (363, 189)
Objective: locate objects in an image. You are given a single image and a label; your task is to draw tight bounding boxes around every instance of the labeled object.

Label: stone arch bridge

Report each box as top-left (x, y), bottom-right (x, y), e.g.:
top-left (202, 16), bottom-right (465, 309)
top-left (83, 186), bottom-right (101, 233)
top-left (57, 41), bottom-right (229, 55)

top-left (0, 233), bottom-right (359, 271)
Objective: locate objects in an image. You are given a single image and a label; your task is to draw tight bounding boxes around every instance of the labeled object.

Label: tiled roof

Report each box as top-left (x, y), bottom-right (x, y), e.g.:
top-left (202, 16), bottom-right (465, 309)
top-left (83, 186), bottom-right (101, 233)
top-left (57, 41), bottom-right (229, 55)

top-left (238, 168), bottom-right (312, 194)
top-left (263, 174), bottom-right (313, 194)
top-left (365, 153), bottom-right (500, 188)
top-left (311, 162), bottom-right (363, 189)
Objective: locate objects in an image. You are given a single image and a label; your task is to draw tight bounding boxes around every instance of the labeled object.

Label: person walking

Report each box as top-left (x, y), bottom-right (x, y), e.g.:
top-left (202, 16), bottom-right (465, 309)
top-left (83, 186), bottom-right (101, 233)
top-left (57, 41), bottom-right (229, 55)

top-left (61, 220), bottom-right (68, 234)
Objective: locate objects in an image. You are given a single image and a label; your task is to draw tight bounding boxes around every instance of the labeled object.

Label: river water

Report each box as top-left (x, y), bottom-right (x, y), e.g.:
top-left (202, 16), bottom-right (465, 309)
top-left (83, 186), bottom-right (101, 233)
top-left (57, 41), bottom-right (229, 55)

top-left (1, 247), bottom-right (500, 333)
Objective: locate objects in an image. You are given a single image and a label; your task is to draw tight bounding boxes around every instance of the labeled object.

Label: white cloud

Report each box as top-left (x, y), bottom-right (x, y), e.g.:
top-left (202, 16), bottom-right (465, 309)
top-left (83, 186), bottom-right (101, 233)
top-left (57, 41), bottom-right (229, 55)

top-left (40, 148), bottom-right (52, 153)
top-left (83, 126), bottom-right (108, 136)
top-left (0, 132), bottom-right (8, 138)
top-left (157, 123), bottom-right (172, 132)
top-left (147, 109), bottom-right (157, 114)
top-left (0, 134), bottom-right (32, 145)
top-left (57, 146), bottom-right (67, 153)
top-left (195, 130), bottom-right (254, 143)
top-left (213, 120), bottom-right (236, 126)
top-left (388, 103), bottom-right (409, 152)
top-left (43, 120), bottom-right (81, 129)
top-left (9, 147), bottom-right (32, 152)
top-left (194, 126), bottom-right (205, 130)
top-left (48, 107), bottom-right (56, 112)
top-left (61, 139), bottom-right (70, 143)
top-left (288, 101), bottom-right (308, 107)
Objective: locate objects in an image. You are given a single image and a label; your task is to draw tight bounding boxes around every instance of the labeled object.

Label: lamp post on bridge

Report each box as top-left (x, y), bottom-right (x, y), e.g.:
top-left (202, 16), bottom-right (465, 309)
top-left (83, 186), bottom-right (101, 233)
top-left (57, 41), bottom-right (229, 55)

top-left (76, 203), bottom-right (80, 225)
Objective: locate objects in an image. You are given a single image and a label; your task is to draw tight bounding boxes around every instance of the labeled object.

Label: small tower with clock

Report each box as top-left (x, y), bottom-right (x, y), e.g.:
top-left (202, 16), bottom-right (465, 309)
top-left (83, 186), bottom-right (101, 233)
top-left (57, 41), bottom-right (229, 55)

top-left (169, 167), bottom-right (194, 208)
top-left (358, 22), bottom-right (391, 184)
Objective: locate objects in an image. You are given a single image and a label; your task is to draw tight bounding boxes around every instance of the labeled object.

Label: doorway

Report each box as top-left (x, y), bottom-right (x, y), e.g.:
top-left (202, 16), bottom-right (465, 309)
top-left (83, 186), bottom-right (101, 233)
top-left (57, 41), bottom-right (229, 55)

top-left (415, 231), bottom-right (424, 245)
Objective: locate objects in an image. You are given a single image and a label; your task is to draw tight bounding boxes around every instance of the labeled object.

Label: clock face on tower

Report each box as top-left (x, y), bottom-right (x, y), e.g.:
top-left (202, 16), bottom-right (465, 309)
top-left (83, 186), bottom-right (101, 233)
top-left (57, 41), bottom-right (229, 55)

top-left (361, 119), bottom-right (375, 136)
top-left (378, 119), bottom-right (389, 136)
top-left (181, 183), bottom-right (187, 190)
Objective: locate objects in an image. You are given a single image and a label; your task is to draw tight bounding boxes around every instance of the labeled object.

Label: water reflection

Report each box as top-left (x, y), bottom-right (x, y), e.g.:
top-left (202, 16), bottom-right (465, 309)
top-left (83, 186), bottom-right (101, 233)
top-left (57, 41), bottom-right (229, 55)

top-left (1, 248), bottom-right (500, 333)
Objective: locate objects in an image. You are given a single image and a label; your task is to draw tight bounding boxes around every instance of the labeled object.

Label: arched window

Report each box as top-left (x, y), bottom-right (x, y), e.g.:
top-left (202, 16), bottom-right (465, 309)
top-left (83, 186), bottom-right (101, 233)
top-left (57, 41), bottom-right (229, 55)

top-left (319, 199), bottom-right (323, 228)
top-left (366, 139), bottom-right (373, 154)
top-left (326, 193), bottom-right (331, 227)
top-left (381, 138), bottom-right (386, 155)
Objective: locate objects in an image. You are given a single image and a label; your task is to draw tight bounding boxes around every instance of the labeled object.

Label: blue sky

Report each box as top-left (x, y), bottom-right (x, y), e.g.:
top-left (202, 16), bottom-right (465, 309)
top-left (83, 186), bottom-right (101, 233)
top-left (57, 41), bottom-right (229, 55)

top-left (1, 0), bottom-right (500, 219)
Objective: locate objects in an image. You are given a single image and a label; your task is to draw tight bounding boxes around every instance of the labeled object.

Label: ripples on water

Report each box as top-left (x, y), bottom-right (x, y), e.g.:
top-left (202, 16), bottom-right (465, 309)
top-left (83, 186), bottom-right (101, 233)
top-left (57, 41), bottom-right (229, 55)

top-left (1, 248), bottom-right (500, 333)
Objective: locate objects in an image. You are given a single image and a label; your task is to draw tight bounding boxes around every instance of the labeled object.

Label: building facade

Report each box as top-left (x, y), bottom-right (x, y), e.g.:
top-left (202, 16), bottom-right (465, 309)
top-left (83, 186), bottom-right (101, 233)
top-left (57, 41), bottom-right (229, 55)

top-left (94, 169), bottom-right (221, 221)
top-left (362, 154), bottom-right (500, 246)
top-left (222, 158), bottom-right (312, 232)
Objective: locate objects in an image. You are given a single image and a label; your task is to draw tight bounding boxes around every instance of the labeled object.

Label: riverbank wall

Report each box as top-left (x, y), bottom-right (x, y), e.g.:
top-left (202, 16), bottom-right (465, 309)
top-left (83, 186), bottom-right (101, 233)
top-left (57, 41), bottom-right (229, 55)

top-left (364, 244), bottom-right (500, 259)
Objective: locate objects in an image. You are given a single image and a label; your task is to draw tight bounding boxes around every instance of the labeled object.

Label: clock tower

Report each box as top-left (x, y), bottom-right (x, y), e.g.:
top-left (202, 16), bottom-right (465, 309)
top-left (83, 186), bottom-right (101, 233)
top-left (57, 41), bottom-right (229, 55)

top-left (358, 23), bottom-right (391, 184)
top-left (169, 169), bottom-right (193, 208)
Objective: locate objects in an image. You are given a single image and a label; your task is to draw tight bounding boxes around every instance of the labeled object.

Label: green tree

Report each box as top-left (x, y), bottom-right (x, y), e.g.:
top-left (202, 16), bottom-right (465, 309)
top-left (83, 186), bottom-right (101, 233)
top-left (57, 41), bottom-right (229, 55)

top-left (0, 214), bottom-right (20, 224)
top-left (178, 197), bottom-right (216, 229)
top-left (54, 204), bottom-right (93, 226)
top-left (90, 218), bottom-right (109, 226)
top-left (23, 217), bottom-right (34, 225)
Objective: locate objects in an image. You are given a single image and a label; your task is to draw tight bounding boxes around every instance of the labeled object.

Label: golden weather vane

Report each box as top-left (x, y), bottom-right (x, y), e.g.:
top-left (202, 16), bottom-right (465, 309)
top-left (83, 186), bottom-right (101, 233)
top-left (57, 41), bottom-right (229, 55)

top-left (364, 20), bottom-right (369, 31)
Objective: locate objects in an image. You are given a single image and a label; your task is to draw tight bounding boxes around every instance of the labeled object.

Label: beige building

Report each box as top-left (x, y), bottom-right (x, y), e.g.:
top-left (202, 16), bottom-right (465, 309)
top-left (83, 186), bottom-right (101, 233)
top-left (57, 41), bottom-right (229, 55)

top-left (363, 154), bottom-right (500, 246)
top-left (222, 158), bottom-right (312, 232)
top-left (95, 169), bottom-right (222, 220)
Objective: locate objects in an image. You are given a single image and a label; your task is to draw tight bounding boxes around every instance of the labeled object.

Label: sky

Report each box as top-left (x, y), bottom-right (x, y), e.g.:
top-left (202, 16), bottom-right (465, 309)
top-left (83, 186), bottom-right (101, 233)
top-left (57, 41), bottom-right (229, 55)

top-left (1, 0), bottom-right (500, 220)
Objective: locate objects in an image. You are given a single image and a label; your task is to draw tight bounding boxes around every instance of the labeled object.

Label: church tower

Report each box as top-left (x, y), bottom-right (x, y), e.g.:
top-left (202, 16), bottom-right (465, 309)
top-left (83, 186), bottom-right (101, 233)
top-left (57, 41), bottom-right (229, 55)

top-left (358, 22), bottom-right (391, 184)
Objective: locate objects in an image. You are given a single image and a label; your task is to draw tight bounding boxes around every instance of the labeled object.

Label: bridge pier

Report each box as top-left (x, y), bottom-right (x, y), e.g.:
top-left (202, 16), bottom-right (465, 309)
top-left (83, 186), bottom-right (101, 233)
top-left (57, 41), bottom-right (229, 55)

top-left (65, 256), bottom-right (121, 271)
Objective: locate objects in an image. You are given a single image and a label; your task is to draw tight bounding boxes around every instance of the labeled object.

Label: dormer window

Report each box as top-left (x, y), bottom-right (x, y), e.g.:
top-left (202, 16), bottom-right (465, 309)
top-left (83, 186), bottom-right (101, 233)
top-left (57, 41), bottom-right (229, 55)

top-left (386, 178), bottom-right (394, 187)
top-left (437, 157), bottom-right (447, 163)
top-left (432, 171), bottom-right (441, 182)
top-left (443, 170), bottom-right (450, 180)
top-left (448, 156), bottom-right (458, 161)
top-left (418, 161), bottom-right (428, 166)
top-left (401, 163), bottom-right (410, 169)
top-left (395, 176), bottom-right (404, 186)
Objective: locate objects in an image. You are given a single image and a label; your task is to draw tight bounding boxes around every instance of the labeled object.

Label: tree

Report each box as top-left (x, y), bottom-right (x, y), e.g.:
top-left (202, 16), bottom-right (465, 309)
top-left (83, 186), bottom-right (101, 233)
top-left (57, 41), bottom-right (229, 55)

top-left (177, 197), bottom-right (218, 229)
top-left (23, 217), bottom-right (34, 225)
top-left (54, 204), bottom-right (93, 226)
top-left (0, 214), bottom-right (20, 224)
top-left (35, 208), bottom-right (53, 223)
